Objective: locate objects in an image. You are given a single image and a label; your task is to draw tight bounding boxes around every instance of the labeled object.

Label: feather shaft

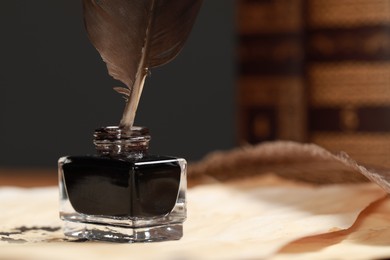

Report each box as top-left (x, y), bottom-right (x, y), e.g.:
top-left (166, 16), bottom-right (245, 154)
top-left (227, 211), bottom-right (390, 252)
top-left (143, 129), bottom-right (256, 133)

top-left (83, 0), bottom-right (203, 130)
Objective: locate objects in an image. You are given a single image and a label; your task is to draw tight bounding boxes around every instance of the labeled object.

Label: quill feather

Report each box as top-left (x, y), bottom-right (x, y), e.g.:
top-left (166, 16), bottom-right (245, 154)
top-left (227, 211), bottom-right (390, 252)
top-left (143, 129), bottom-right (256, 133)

top-left (83, 0), bottom-right (203, 129)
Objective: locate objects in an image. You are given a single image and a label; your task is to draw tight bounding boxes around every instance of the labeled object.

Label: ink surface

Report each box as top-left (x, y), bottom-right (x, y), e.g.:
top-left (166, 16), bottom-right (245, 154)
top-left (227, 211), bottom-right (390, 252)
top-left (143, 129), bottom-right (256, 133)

top-left (62, 155), bottom-right (181, 217)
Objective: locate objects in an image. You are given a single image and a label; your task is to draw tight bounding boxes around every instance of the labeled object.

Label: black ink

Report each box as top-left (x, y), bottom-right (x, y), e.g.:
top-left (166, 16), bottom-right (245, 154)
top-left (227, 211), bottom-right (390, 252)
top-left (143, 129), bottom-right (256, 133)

top-left (0, 231), bottom-right (19, 236)
top-left (0, 226), bottom-right (61, 236)
top-left (62, 155), bottom-right (181, 217)
top-left (15, 226), bottom-right (61, 233)
top-left (0, 237), bottom-right (27, 243)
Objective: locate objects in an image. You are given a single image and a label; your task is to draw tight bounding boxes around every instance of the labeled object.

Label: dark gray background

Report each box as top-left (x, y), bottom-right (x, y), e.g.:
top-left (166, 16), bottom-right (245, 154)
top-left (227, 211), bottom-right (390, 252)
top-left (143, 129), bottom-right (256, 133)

top-left (0, 1), bottom-right (235, 167)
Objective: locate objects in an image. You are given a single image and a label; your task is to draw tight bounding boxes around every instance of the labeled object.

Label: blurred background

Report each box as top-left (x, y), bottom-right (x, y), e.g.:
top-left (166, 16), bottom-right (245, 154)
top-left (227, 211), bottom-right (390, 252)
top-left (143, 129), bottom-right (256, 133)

top-left (0, 0), bottom-right (235, 169)
top-left (237, 0), bottom-right (390, 169)
top-left (1, 0), bottom-right (390, 181)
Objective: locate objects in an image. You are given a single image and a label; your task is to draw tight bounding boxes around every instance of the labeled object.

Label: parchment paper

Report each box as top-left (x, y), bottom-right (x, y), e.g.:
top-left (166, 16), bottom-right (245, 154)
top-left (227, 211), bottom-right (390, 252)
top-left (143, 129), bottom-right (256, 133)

top-left (273, 196), bottom-right (390, 260)
top-left (1, 141), bottom-right (390, 259)
top-left (0, 175), bottom-right (386, 259)
top-left (189, 141), bottom-right (390, 191)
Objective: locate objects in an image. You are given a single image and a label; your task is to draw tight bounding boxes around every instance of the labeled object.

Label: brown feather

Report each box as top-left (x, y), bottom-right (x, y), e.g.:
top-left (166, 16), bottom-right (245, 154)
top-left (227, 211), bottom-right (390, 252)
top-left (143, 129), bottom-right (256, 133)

top-left (83, 0), bottom-right (203, 129)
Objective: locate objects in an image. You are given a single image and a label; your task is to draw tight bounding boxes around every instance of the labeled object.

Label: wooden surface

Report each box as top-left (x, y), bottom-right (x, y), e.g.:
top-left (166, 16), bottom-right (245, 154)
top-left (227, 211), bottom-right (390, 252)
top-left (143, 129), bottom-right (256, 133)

top-left (0, 169), bottom-right (57, 187)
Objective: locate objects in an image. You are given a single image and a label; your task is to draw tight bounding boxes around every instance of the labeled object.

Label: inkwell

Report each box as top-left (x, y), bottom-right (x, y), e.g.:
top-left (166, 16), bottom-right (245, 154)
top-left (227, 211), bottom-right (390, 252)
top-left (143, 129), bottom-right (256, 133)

top-left (58, 0), bottom-right (203, 242)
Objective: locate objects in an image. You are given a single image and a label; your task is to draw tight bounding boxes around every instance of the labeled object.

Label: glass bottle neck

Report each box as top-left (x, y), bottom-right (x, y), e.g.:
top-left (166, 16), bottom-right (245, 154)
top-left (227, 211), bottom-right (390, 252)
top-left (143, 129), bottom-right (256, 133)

top-left (93, 126), bottom-right (151, 159)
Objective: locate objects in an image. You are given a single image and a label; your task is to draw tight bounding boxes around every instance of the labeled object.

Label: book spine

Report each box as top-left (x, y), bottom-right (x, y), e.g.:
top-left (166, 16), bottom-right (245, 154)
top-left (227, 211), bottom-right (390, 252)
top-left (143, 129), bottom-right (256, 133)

top-left (238, 0), bottom-right (390, 167)
top-left (238, 0), bottom-right (307, 144)
top-left (307, 0), bottom-right (390, 167)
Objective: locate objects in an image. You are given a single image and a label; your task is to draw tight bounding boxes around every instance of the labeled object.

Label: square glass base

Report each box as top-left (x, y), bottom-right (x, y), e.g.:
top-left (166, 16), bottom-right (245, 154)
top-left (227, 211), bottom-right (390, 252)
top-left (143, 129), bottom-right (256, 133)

top-left (59, 155), bottom-right (187, 243)
top-left (63, 221), bottom-right (183, 243)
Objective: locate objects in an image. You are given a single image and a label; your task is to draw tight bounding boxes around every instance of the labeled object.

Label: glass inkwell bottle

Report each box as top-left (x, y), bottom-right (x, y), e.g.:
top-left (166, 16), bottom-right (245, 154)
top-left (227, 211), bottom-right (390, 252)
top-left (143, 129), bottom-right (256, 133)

top-left (58, 0), bottom-right (202, 243)
top-left (58, 126), bottom-right (187, 242)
